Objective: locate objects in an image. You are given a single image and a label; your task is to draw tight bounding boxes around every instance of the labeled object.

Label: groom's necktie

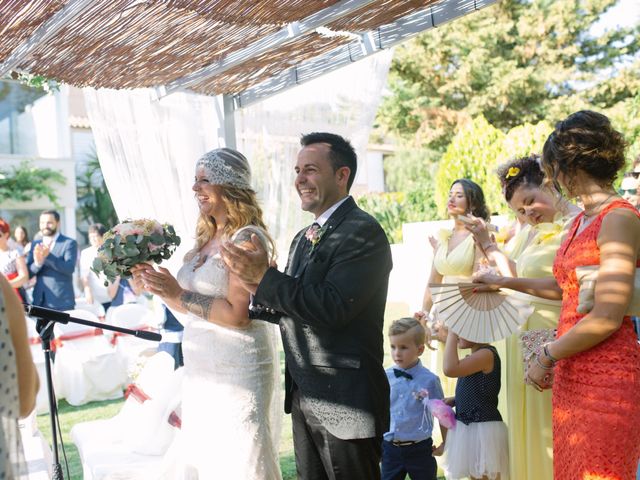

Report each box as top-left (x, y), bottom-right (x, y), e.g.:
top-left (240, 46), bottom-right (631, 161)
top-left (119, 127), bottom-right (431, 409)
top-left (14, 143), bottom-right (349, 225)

top-left (393, 369), bottom-right (413, 380)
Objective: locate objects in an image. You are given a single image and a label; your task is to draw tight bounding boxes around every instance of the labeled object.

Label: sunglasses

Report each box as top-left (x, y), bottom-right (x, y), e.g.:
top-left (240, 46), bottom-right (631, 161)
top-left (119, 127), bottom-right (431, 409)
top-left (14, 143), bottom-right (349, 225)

top-left (619, 188), bottom-right (638, 195)
top-left (628, 172), bottom-right (640, 179)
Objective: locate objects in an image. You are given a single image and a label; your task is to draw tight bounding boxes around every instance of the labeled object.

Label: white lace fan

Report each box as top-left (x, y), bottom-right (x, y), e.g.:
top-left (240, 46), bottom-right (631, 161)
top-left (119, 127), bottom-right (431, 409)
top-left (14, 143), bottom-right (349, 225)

top-left (429, 283), bottom-right (534, 343)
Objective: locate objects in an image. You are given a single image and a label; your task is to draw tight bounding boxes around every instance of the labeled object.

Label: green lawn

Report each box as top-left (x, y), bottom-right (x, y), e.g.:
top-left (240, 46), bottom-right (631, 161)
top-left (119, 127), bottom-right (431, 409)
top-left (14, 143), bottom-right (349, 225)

top-left (37, 302), bottom-right (446, 480)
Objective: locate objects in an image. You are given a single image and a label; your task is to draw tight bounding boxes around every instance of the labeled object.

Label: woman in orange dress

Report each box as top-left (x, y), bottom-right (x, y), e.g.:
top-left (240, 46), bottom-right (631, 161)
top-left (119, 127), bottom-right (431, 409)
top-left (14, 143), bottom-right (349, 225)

top-left (525, 111), bottom-right (640, 480)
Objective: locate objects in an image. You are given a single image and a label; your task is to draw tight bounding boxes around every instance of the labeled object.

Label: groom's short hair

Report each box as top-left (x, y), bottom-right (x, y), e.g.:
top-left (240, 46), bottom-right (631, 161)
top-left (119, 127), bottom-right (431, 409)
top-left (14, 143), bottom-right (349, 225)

top-left (388, 318), bottom-right (426, 346)
top-left (300, 132), bottom-right (357, 192)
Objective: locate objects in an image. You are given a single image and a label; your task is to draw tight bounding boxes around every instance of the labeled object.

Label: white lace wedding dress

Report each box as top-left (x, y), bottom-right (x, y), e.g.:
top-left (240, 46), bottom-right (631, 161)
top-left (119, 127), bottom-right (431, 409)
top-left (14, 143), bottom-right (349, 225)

top-left (157, 249), bottom-right (282, 480)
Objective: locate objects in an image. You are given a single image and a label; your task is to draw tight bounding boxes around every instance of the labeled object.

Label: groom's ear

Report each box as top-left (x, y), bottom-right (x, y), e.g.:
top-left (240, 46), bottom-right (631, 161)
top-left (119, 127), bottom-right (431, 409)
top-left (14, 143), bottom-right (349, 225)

top-left (335, 166), bottom-right (350, 190)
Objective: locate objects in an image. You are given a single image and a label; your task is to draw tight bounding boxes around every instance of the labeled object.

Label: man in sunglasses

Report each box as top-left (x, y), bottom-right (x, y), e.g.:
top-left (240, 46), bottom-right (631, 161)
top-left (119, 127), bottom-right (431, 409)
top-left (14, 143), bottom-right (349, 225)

top-left (620, 172), bottom-right (639, 209)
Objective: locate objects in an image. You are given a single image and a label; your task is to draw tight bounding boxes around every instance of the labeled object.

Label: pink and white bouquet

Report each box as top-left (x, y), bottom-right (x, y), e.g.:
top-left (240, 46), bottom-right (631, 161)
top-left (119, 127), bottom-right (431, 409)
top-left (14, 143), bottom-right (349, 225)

top-left (91, 219), bottom-right (181, 284)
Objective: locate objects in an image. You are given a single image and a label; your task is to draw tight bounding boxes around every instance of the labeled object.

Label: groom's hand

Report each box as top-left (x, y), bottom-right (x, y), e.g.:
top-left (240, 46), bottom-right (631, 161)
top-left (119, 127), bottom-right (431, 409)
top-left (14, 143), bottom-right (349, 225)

top-left (221, 234), bottom-right (269, 294)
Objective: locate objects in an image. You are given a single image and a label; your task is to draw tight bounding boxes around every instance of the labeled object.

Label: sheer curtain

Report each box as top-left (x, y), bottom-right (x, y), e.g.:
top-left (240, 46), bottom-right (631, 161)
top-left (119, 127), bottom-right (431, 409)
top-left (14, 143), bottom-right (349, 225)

top-left (84, 49), bottom-right (393, 263)
top-left (84, 48), bottom-right (393, 470)
top-left (235, 49), bottom-right (393, 257)
top-left (83, 89), bottom-right (223, 268)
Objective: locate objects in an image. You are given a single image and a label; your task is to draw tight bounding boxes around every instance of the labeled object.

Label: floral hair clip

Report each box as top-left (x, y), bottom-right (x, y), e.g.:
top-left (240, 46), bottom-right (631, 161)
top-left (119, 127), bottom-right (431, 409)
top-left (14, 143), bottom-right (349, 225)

top-left (505, 166), bottom-right (520, 179)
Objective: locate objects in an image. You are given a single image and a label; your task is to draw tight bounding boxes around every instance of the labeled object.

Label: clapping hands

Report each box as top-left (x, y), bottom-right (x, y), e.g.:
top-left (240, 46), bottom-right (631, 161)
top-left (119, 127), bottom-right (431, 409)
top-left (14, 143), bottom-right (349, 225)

top-left (33, 243), bottom-right (50, 264)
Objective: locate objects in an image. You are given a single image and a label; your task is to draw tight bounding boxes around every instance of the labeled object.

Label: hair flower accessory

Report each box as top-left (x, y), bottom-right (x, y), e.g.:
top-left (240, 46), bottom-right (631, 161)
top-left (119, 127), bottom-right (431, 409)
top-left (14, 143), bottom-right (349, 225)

top-left (92, 219), bottom-right (181, 284)
top-left (505, 167), bottom-right (521, 179)
top-left (305, 223), bottom-right (326, 255)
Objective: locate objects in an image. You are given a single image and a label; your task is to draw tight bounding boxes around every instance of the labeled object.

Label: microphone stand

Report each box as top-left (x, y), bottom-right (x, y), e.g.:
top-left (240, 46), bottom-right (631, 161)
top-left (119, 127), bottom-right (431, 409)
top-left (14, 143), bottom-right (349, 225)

top-left (27, 305), bottom-right (162, 480)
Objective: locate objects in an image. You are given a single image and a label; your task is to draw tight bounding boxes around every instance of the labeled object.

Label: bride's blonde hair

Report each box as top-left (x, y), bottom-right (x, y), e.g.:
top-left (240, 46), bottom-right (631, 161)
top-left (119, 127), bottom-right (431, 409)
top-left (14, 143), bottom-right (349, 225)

top-left (186, 147), bottom-right (275, 261)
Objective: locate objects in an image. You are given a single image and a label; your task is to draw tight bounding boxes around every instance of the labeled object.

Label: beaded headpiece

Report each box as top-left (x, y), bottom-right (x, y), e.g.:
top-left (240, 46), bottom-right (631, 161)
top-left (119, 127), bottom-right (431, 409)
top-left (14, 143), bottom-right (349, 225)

top-left (195, 148), bottom-right (252, 189)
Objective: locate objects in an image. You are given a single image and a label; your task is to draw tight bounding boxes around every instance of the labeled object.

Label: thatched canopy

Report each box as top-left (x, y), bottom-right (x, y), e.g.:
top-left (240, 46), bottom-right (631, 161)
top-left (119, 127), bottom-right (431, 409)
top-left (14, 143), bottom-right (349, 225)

top-left (0, 0), bottom-right (495, 106)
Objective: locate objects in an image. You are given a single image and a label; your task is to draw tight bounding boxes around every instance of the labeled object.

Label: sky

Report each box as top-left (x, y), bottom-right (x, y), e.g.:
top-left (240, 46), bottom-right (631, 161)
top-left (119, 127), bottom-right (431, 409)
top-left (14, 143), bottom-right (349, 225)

top-left (592, 0), bottom-right (640, 35)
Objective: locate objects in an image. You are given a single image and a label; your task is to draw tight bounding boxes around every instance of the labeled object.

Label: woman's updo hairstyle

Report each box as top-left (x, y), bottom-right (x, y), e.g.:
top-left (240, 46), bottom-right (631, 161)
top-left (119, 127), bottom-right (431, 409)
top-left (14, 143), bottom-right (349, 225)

top-left (542, 110), bottom-right (627, 192)
top-left (497, 155), bottom-right (546, 202)
top-left (451, 178), bottom-right (491, 221)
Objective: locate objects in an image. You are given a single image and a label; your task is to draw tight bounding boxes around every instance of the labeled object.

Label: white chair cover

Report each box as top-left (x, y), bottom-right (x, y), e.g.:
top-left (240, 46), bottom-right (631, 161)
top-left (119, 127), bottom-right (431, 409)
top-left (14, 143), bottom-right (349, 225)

top-left (74, 300), bottom-right (106, 320)
top-left (107, 304), bottom-right (160, 376)
top-left (71, 352), bottom-right (183, 480)
top-left (52, 310), bottom-right (126, 406)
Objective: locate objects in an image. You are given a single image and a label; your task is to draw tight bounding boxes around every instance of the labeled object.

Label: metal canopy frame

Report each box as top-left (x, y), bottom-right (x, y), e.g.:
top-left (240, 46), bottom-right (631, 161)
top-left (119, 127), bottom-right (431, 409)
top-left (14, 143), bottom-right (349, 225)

top-left (0, 0), bottom-right (497, 111)
top-left (0, 0), bottom-right (496, 148)
top-left (231, 0), bottom-right (497, 109)
top-left (164, 0), bottom-right (382, 94)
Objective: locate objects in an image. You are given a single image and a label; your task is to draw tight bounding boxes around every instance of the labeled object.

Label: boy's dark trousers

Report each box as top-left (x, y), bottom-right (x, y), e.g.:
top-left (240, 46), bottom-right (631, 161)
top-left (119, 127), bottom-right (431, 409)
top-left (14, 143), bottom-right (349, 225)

top-left (381, 438), bottom-right (437, 480)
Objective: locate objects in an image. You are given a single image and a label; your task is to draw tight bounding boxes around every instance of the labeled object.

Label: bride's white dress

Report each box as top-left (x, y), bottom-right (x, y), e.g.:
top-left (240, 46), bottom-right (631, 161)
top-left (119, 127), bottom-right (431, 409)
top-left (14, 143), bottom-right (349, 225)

top-left (157, 251), bottom-right (282, 480)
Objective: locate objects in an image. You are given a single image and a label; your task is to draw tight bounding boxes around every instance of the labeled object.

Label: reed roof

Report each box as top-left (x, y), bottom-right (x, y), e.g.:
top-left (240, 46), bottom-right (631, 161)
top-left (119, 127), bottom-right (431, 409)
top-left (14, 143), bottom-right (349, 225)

top-left (0, 0), bottom-right (496, 106)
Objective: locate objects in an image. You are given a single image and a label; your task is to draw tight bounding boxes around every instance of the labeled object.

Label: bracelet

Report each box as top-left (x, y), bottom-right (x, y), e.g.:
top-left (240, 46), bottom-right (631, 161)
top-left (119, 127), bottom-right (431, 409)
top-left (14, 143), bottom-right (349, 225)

top-left (480, 242), bottom-right (497, 251)
top-left (543, 344), bottom-right (558, 365)
top-left (534, 354), bottom-right (554, 371)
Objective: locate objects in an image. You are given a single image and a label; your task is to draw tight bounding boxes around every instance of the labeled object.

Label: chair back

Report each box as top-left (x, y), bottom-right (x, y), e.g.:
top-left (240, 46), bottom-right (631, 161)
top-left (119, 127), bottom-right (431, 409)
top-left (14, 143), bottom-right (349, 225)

top-left (55, 310), bottom-right (101, 337)
top-left (108, 304), bottom-right (152, 330)
top-left (74, 300), bottom-right (106, 319)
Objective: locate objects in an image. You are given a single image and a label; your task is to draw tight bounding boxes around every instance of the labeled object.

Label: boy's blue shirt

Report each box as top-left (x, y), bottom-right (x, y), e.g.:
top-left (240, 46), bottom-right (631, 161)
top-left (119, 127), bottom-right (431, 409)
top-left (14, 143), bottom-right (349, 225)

top-left (384, 359), bottom-right (444, 442)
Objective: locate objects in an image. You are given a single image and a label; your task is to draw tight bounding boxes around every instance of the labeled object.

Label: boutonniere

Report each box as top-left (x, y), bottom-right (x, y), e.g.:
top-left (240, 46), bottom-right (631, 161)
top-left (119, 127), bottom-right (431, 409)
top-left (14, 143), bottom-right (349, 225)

top-left (305, 223), bottom-right (327, 255)
top-left (413, 388), bottom-right (430, 402)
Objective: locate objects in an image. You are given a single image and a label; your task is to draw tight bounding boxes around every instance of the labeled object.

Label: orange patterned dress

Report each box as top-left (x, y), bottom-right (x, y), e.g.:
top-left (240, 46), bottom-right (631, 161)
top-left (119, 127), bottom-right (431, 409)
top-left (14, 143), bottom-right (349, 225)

top-left (552, 200), bottom-right (640, 480)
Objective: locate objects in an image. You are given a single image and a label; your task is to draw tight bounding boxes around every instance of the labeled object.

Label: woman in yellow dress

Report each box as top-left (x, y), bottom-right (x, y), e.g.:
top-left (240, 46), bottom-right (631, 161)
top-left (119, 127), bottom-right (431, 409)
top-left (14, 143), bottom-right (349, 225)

top-left (467, 155), bottom-right (580, 480)
top-left (419, 178), bottom-right (490, 396)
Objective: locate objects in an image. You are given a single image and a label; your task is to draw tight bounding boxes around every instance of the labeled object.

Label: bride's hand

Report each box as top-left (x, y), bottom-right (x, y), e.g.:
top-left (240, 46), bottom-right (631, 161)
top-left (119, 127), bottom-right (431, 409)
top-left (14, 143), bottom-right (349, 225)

top-left (141, 266), bottom-right (183, 302)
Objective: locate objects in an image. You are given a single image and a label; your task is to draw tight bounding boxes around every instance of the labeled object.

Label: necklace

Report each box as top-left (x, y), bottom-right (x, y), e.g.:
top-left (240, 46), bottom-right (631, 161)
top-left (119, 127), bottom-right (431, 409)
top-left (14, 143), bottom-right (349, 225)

top-left (582, 192), bottom-right (617, 218)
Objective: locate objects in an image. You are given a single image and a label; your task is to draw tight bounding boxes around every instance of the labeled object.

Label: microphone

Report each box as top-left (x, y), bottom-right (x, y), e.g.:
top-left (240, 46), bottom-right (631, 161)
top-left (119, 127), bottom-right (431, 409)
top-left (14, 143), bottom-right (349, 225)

top-left (135, 330), bottom-right (162, 342)
top-left (23, 304), bottom-right (70, 323)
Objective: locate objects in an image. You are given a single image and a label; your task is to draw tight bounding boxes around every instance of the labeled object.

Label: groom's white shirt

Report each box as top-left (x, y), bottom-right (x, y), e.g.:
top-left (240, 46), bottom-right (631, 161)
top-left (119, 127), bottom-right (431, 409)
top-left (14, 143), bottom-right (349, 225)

top-left (314, 195), bottom-right (350, 227)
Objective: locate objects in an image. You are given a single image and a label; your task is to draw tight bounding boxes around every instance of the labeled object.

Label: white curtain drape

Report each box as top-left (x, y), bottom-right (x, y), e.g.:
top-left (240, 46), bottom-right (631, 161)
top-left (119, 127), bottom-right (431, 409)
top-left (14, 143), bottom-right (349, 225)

top-left (83, 89), bottom-right (223, 268)
top-left (84, 49), bottom-right (393, 263)
top-left (234, 49), bottom-right (393, 257)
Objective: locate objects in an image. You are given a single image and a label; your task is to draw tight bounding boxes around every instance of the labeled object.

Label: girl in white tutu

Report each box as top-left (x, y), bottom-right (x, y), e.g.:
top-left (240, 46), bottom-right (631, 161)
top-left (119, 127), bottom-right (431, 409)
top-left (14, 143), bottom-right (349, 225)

top-left (440, 326), bottom-right (509, 480)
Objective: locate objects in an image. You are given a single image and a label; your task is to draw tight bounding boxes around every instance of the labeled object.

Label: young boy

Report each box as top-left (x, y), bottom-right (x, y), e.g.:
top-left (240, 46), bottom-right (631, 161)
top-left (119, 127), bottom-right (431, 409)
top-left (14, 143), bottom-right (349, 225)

top-left (382, 317), bottom-right (446, 480)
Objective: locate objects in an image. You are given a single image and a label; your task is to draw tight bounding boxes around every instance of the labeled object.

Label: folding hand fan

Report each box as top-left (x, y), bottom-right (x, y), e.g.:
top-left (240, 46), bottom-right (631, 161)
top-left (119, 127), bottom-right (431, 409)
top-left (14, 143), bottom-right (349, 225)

top-left (429, 283), bottom-right (534, 343)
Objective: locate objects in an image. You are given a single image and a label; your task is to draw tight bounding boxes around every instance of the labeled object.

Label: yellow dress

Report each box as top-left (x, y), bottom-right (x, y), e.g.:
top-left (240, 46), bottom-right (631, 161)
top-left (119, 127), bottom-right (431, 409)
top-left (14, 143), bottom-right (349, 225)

top-left (432, 229), bottom-right (475, 397)
top-left (506, 219), bottom-right (566, 480)
top-left (503, 223), bottom-right (532, 260)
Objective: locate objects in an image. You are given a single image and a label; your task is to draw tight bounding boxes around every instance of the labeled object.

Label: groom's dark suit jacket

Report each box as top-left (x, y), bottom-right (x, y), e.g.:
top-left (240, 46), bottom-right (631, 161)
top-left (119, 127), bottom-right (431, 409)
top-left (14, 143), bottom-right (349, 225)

top-left (253, 197), bottom-right (392, 440)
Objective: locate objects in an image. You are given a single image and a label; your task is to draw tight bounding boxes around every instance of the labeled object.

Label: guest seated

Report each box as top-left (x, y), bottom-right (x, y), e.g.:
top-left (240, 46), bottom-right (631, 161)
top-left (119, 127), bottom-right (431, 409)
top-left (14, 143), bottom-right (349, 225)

top-left (79, 224), bottom-right (113, 312)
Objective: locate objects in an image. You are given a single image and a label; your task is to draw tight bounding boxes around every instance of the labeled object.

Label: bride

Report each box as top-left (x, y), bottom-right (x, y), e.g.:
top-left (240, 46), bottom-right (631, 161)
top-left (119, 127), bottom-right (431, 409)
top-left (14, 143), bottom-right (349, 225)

top-left (133, 148), bottom-right (282, 480)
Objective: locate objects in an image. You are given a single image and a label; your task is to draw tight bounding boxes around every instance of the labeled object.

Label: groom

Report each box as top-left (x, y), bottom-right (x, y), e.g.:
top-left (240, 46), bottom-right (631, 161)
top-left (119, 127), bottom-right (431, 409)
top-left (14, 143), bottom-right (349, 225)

top-left (221, 132), bottom-right (392, 479)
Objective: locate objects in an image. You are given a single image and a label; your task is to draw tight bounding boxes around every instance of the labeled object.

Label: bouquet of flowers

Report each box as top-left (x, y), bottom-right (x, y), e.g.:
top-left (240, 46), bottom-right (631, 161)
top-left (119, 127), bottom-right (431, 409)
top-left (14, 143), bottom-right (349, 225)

top-left (91, 219), bottom-right (181, 284)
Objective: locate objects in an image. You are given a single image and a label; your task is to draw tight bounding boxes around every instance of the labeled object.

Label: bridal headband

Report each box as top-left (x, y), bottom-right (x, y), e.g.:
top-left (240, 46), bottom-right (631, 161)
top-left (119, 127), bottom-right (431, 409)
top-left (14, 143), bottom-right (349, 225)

top-left (196, 148), bottom-right (252, 189)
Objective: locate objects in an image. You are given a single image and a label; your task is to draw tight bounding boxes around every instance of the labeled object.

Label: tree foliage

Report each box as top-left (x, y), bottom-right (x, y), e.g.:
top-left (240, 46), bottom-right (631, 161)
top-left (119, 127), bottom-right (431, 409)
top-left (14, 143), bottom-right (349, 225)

top-left (0, 161), bottom-right (65, 204)
top-left (435, 118), bottom-right (553, 216)
top-left (377, 0), bottom-right (640, 151)
top-left (435, 116), bottom-right (504, 215)
top-left (358, 188), bottom-right (438, 244)
top-left (76, 155), bottom-right (119, 229)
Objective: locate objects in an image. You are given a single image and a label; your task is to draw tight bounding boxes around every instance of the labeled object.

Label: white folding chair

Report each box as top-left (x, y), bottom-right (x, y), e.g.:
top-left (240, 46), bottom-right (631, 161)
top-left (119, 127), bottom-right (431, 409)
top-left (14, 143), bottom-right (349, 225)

top-left (107, 304), bottom-right (160, 376)
top-left (52, 309), bottom-right (126, 406)
top-left (71, 352), bottom-right (183, 480)
top-left (74, 299), bottom-right (106, 321)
